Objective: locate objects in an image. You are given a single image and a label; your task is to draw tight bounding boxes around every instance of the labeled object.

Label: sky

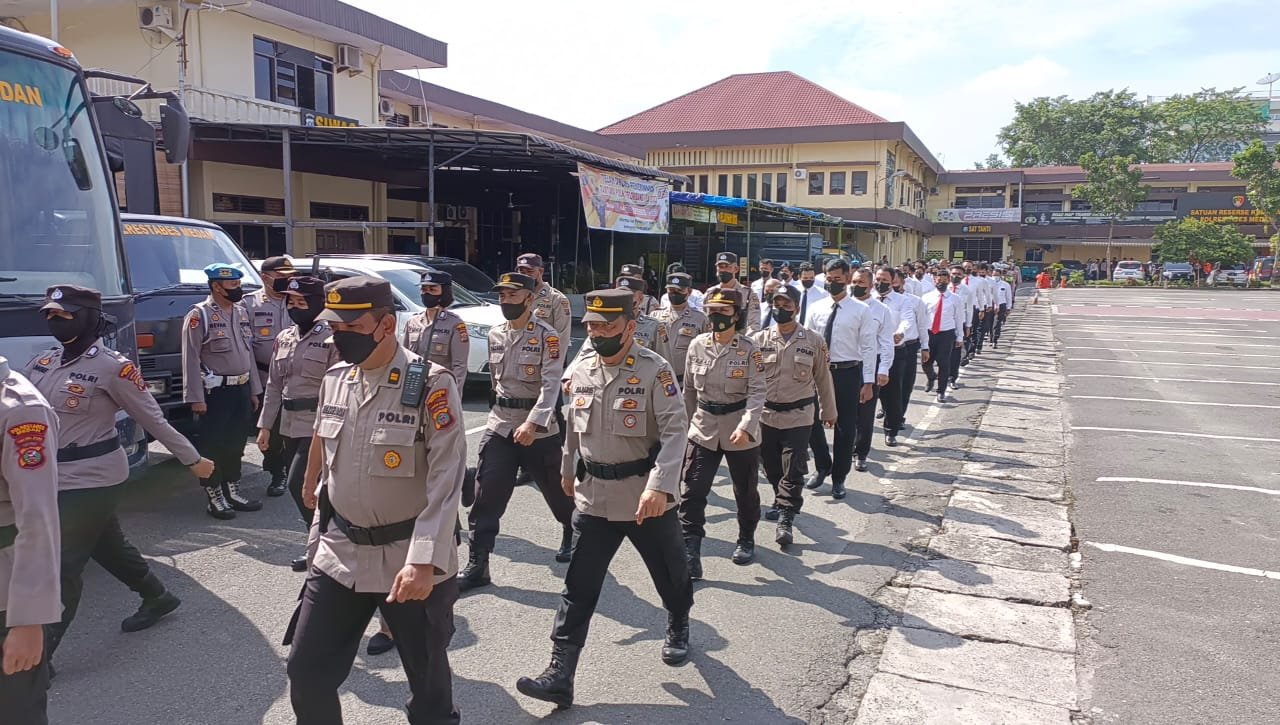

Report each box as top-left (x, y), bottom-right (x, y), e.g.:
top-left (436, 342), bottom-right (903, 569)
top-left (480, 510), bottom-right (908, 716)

top-left (349, 0), bottom-right (1280, 169)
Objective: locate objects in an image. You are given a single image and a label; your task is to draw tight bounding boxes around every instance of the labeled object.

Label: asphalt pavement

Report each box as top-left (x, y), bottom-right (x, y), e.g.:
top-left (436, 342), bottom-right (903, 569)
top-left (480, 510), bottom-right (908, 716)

top-left (1053, 287), bottom-right (1280, 725)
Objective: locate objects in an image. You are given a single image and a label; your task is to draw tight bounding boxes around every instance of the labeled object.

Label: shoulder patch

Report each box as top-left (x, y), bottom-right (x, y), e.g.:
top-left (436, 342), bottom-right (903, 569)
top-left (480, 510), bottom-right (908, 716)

top-left (426, 387), bottom-right (454, 430)
top-left (189, 316), bottom-right (200, 330)
top-left (751, 350), bottom-right (765, 373)
top-left (455, 322), bottom-right (469, 342)
top-left (546, 335), bottom-right (560, 360)
top-left (657, 368), bottom-right (678, 397)
top-left (119, 362), bottom-right (147, 392)
top-left (8, 422), bottom-right (49, 469)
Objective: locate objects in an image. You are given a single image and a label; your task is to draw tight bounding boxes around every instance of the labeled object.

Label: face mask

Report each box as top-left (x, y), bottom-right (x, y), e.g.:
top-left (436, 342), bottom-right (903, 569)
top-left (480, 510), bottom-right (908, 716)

top-left (421, 292), bottom-right (443, 308)
top-left (332, 326), bottom-right (383, 365)
top-left (761, 270), bottom-right (773, 279)
top-left (667, 292), bottom-right (688, 306)
top-left (851, 285), bottom-right (869, 299)
top-left (801, 279), bottom-right (814, 289)
top-left (224, 286), bottom-right (245, 303)
top-left (826, 281), bottom-right (846, 296)
top-left (500, 302), bottom-right (527, 321)
top-left (772, 308), bottom-right (795, 324)
top-left (272, 277), bottom-right (290, 293)
top-left (708, 313), bottom-right (735, 332)
top-left (875, 282), bottom-right (892, 295)
top-left (952, 275), bottom-right (964, 284)
top-left (592, 331), bottom-right (625, 358)
top-left (288, 306), bottom-right (320, 329)
top-left (915, 272), bottom-right (924, 279)
top-left (47, 316), bottom-right (84, 343)
top-left (936, 281), bottom-right (949, 291)
top-left (717, 271), bottom-right (734, 284)
top-left (780, 274), bottom-right (791, 282)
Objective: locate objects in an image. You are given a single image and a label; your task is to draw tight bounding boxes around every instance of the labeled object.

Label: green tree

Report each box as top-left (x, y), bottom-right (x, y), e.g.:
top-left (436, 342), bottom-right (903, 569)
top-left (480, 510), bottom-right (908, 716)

top-left (1073, 154), bottom-right (1149, 275)
top-left (1152, 88), bottom-right (1267, 163)
top-left (997, 90), bottom-right (1154, 167)
top-left (1230, 140), bottom-right (1280, 255)
top-left (1152, 217), bottom-right (1256, 271)
top-left (973, 153), bottom-right (1009, 170)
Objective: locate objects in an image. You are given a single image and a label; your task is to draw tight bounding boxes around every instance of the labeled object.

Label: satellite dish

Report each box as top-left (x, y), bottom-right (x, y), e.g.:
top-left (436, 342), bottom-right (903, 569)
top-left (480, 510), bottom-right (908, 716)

top-left (1258, 72), bottom-right (1280, 85)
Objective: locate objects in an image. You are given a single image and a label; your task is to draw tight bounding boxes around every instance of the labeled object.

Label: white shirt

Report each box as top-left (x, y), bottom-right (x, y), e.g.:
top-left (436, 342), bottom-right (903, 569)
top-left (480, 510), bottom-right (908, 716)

top-left (803, 294), bottom-right (878, 384)
top-left (951, 280), bottom-right (976, 316)
top-left (796, 282), bottom-right (830, 326)
top-left (860, 296), bottom-right (896, 377)
top-left (660, 288), bottom-right (705, 311)
top-left (962, 274), bottom-right (988, 309)
top-left (921, 288), bottom-right (968, 345)
top-left (995, 279), bottom-right (1013, 306)
top-left (879, 290), bottom-right (926, 347)
top-left (902, 276), bottom-right (922, 297)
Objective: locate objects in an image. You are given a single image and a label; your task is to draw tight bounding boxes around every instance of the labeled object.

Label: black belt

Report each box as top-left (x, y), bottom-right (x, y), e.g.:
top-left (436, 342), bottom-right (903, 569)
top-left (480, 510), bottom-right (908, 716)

top-left (583, 456), bottom-right (655, 480)
top-left (496, 396), bottom-right (537, 410)
top-left (902, 340), bottom-right (921, 349)
top-left (0, 524), bottom-right (15, 550)
top-left (57, 436), bottom-right (120, 463)
top-left (257, 363), bottom-right (270, 373)
top-left (330, 509), bottom-right (417, 547)
top-left (283, 397), bottom-right (319, 412)
top-left (697, 399), bottom-right (746, 415)
top-left (829, 360), bottom-right (862, 370)
top-left (765, 396), bottom-right (816, 412)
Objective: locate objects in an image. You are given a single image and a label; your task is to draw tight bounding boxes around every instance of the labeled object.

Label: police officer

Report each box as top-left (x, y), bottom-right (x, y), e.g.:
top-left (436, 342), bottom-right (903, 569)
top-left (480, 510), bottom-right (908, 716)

top-left (256, 276), bottom-right (340, 572)
top-left (519, 253), bottom-right (572, 339)
top-left (244, 256), bottom-right (296, 494)
top-left (705, 252), bottom-right (761, 334)
top-left (460, 272), bottom-right (574, 590)
top-left (679, 287), bottom-right (767, 574)
top-left (287, 276), bottom-right (464, 725)
top-left (182, 263), bottom-right (263, 519)
top-left (564, 276), bottom-right (671, 373)
top-left (516, 289), bottom-right (692, 709)
top-left (651, 272), bottom-right (710, 385)
top-left (620, 263), bottom-right (659, 315)
top-left (751, 285), bottom-right (836, 545)
top-left (403, 270), bottom-right (470, 385)
top-left (27, 285), bottom-right (214, 666)
top-left (0, 356), bottom-right (59, 724)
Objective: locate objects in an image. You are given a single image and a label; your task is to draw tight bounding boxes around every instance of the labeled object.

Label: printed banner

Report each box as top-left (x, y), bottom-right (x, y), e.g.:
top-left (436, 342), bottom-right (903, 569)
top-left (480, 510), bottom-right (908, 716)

top-left (933, 207), bottom-right (1021, 223)
top-left (578, 163), bottom-right (670, 234)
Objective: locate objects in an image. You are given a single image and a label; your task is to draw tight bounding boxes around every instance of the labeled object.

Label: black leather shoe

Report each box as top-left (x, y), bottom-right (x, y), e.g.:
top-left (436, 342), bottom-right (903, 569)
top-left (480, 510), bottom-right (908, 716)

top-left (804, 471), bottom-right (828, 490)
top-left (517, 642), bottom-right (581, 709)
top-left (925, 379), bottom-right (935, 393)
top-left (886, 433), bottom-right (899, 447)
top-left (684, 536), bottom-right (703, 581)
top-left (937, 392), bottom-right (947, 403)
top-left (763, 504), bottom-right (780, 521)
top-left (266, 473), bottom-right (287, 497)
top-left (459, 546), bottom-right (492, 591)
top-left (555, 526), bottom-right (573, 563)
top-left (854, 458), bottom-right (869, 473)
top-left (831, 480), bottom-right (847, 500)
top-left (775, 510), bottom-right (795, 547)
top-left (121, 591), bottom-right (181, 633)
top-left (875, 410), bottom-right (885, 419)
top-left (223, 481), bottom-right (262, 512)
top-left (731, 539), bottom-right (755, 565)
top-left (367, 632), bottom-right (396, 656)
top-left (291, 556), bottom-right (308, 573)
top-left (661, 613), bottom-right (690, 665)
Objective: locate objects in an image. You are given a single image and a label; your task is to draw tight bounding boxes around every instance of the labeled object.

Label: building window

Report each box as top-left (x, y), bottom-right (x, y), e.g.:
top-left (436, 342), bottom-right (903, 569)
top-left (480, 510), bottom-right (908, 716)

top-left (1069, 200), bottom-right (1092, 211)
top-left (310, 202), bottom-right (370, 222)
top-left (808, 171), bottom-right (825, 195)
top-left (762, 173), bottom-right (773, 202)
top-left (776, 173), bottom-right (788, 203)
top-left (315, 229), bottom-right (365, 252)
top-left (747, 173), bottom-right (758, 199)
top-left (830, 171), bottom-right (847, 195)
top-left (699, 174), bottom-right (709, 194)
top-left (732, 174), bottom-right (743, 198)
top-left (1023, 201), bottom-right (1062, 213)
top-left (222, 223), bottom-right (286, 259)
top-left (955, 195), bottom-right (1006, 209)
top-left (717, 174), bottom-right (728, 196)
top-left (254, 36), bottom-right (335, 114)
top-left (213, 193), bottom-right (285, 216)
top-left (884, 151), bottom-right (896, 207)
top-left (851, 171), bottom-right (868, 195)
top-left (1135, 199), bottom-right (1176, 212)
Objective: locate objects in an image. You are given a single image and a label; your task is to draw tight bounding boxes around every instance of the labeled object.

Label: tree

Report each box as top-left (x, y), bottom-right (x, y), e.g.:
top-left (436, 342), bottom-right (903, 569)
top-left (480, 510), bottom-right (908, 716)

top-left (1231, 140), bottom-right (1280, 255)
top-left (973, 153), bottom-right (1009, 170)
top-left (1151, 88), bottom-right (1266, 163)
top-left (1073, 154), bottom-right (1149, 276)
top-left (997, 90), bottom-right (1154, 167)
top-left (1153, 217), bottom-right (1256, 270)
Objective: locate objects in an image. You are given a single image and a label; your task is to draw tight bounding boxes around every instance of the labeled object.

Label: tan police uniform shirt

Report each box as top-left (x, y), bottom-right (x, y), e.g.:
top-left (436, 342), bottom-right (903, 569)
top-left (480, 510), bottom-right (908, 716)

top-left (487, 317), bottom-right (562, 439)
top-left (683, 333), bottom-right (767, 451)
top-left (749, 326), bottom-right (837, 431)
top-left (0, 364), bottom-right (61, 627)
top-left (181, 297), bottom-right (262, 404)
top-left (402, 308), bottom-right (470, 385)
top-left (562, 345), bottom-right (687, 521)
top-left (243, 289), bottom-right (291, 371)
top-left (309, 350), bottom-right (465, 592)
top-left (637, 295), bottom-right (660, 316)
top-left (259, 322), bottom-right (341, 439)
top-left (532, 282), bottom-right (573, 338)
top-left (24, 341), bottom-right (199, 490)
top-left (568, 314), bottom-right (671, 378)
top-left (705, 281), bottom-right (762, 334)
top-left (651, 305), bottom-right (710, 378)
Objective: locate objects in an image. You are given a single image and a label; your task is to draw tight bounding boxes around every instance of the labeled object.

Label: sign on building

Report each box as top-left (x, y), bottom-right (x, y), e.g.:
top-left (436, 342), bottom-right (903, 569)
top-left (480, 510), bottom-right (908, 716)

top-left (578, 163), bottom-right (671, 234)
top-left (933, 208), bottom-right (1021, 223)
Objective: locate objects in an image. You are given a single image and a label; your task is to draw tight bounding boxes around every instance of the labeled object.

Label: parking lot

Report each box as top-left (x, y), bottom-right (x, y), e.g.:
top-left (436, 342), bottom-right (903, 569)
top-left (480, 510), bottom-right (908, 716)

top-left (1053, 287), bottom-right (1280, 724)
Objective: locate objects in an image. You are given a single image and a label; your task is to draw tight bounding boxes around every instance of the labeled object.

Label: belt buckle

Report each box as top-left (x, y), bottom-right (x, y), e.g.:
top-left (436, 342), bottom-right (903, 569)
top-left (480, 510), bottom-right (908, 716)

top-left (598, 463), bottom-right (617, 479)
top-left (347, 524), bottom-right (374, 546)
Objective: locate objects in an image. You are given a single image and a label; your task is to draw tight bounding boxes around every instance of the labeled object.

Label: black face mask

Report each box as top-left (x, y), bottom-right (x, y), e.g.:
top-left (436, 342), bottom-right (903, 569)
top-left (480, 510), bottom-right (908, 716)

top-left (717, 271), bottom-right (734, 284)
top-left (826, 281), bottom-right (846, 296)
top-left (421, 292), bottom-right (443, 309)
top-left (592, 332), bottom-right (626, 358)
top-left (936, 281), bottom-right (949, 291)
top-left (708, 312), bottom-right (735, 332)
top-left (780, 274), bottom-right (791, 282)
top-left (761, 270), bottom-right (773, 279)
top-left (801, 279), bottom-right (814, 289)
top-left (772, 308), bottom-right (795, 324)
top-left (289, 306), bottom-right (321, 330)
top-left (667, 292), bottom-right (688, 306)
top-left (952, 275), bottom-right (964, 284)
top-left (851, 285), bottom-right (869, 299)
top-left (332, 325), bottom-right (384, 365)
top-left (500, 301), bottom-right (527, 321)
top-left (875, 282), bottom-right (892, 295)
top-left (223, 286), bottom-right (245, 303)
top-left (915, 272), bottom-right (925, 279)
top-left (47, 315), bottom-right (85, 343)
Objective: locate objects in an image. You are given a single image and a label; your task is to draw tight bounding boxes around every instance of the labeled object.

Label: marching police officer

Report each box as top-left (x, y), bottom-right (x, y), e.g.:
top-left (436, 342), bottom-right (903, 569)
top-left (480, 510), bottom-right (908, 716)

top-left (705, 252), bottom-right (761, 334)
top-left (460, 272), bottom-right (574, 590)
top-left (564, 276), bottom-right (671, 375)
top-left (651, 272), bottom-right (710, 385)
top-left (403, 270), bottom-right (470, 385)
top-left (516, 289), bottom-right (692, 709)
top-left (679, 287), bottom-right (767, 574)
top-left (288, 276), bottom-right (465, 725)
top-left (244, 256), bottom-right (296, 494)
top-left (519, 253), bottom-right (572, 338)
top-left (256, 276), bottom-right (340, 572)
top-left (0, 356), bottom-right (59, 724)
top-left (182, 263), bottom-right (263, 519)
top-left (750, 285), bottom-right (836, 546)
top-left (620, 263), bottom-right (660, 315)
top-left (27, 285), bottom-right (213, 667)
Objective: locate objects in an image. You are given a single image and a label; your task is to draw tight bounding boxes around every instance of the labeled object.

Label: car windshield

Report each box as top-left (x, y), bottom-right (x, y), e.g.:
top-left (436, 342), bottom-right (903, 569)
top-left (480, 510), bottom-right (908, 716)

top-left (0, 48), bottom-right (125, 297)
top-left (123, 222), bottom-right (262, 292)
top-left (1166, 263), bottom-right (1192, 271)
top-left (425, 261), bottom-right (494, 292)
top-left (377, 266), bottom-right (484, 308)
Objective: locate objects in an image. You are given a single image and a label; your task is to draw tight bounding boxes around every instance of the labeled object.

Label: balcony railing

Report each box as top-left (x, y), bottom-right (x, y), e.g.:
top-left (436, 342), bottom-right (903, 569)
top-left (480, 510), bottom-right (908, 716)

top-left (85, 78), bottom-right (300, 125)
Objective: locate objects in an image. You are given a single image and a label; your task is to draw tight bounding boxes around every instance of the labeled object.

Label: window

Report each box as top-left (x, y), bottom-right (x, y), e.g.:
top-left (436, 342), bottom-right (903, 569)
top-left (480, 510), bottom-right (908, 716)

top-left (221, 223), bottom-right (286, 259)
top-left (1023, 201), bottom-right (1063, 213)
top-left (698, 174), bottom-right (709, 194)
top-left (314, 229), bottom-right (365, 252)
top-left (808, 171), bottom-right (825, 195)
top-left (762, 173), bottom-right (773, 202)
top-left (717, 174), bottom-right (728, 196)
top-left (747, 173), bottom-right (757, 199)
top-left (776, 173), bottom-right (787, 203)
top-left (253, 36), bottom-right (335, 114)
top-left (884, 151), bottom-right (896, 207)
top-left (1069, 200), bottom-right (1092, 211)
top-left (213, 193), bottom-right (285, 216)
top-left (1135, 199), bottom-right (1176, 212)
top-left (829, 171), bottom-right (847, 195)
top-left (851, 171), bottom-right (868, 195)
top-left (1025, 247), bottom-right (1044, 262)
top-left (732, 174), bottom-right (743, 198)
top-left (955, 195), bottom-right (1006, 209)
top-left (310, 202), bottom-right (370, 222)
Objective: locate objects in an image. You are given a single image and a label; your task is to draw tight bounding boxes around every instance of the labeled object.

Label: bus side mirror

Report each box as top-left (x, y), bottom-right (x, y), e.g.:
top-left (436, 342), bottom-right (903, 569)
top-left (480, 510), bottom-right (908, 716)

top-left (159, 101), bottom-right (190, 165)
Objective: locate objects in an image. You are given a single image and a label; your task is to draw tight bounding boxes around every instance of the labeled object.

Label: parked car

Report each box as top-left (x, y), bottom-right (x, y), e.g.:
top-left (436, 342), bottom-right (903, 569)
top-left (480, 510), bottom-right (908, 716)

top-left (1057, 260), bottom-right (1085, 279)
top-left (1111, 260), bottom-right (1146, 282)
top-left (1161, 262), bottom-right (1195, 283)
top-left (1217, 264), bottom-right (1248, 287)
top-left (313, 253), bottom-right (498, 302)
top-left (1249, 256), bottom-right (1274, 285)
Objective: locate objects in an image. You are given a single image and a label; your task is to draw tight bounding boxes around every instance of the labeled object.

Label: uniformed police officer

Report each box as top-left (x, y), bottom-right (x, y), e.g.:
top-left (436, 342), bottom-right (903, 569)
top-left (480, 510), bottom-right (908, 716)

top-left (650, 272), bottom-right (710, 385)
top-left (403, 270), bottom-right (470, 385)
top-left (679, 287), bottom-right (768, 574)
top-left (565, 276), bottom-right (671, 373)
top-left (516, 289), bottom-right (692, 709)
top-left (244, 256), bottom-right (296, 494)
top-left (256, 276), bottom-right (340, 572)
top-left (519, 253), bottom-right (572, 339)
top-left (0, 356), bottom-right (60, 725)
top-left (288, 276), bottom-right (465, 725)
top-left (27, 285), bottom-right (214, 666)
top-left (705, 252), bottom-right (761, 334)
top-left (182, 263), bottom-right (263, 519)
top-left (750, 285), bottom-right (836, 546)
top-left (460, 272), bottom-right (574, 590)
top-left (620, 263), bottom-right (659, 315)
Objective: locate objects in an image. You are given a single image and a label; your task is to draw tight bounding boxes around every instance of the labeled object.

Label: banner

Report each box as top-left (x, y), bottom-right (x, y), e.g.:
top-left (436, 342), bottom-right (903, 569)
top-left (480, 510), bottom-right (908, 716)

top-left (933, 207), bottom-right (1021, 223)
top-left (578, 163), bottom-right (670, 234)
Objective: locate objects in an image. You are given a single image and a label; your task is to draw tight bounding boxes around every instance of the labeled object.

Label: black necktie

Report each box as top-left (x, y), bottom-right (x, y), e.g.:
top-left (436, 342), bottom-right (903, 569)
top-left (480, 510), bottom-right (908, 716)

top-left (824, 300), bottom-right (838, 346)
top-left (800, 291), bottom-right (808, 325)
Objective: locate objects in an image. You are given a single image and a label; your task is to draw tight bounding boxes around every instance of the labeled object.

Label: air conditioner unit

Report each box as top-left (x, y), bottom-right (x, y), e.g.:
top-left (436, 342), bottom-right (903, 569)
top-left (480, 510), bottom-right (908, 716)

top-left (409, 105), bottom-right (427, 126)
top-left (377, 98), bottom-right (395, 118)
top-left (793, 168), bottom-right (808, 181)
top-left (929, 186), bottom-right (940, 196)
top-left (139, 4), bottom-right (174, 31)
top-left (336, 44), bottom-right (365, 75)
top-left (458, 206), bottom-right (473, 220)
top-left (445, 205), bottom-right (458, 221)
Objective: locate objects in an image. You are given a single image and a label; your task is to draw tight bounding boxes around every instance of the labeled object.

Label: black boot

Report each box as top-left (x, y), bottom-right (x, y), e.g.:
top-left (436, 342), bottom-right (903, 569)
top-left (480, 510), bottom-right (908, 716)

top-left (458, 545), bottom-right (492, 591)
top-left (555, 526), bottom-right (573, 563)
top-left (661, 612), bottom-right (690, 665)
top-left (763, 503), bottom-right (780, 521)
top-left (204, 486), bottom-right (236, 520)
top-left (775, 509), bottom-right (795, 547)
top-left (266, 472), bottom-right (287, 497)
top-left (684, 535), bottom-right (703, 581)
top-left (731, 538), bottom-right (755, 565)
top-left (223, 481), bottom-right (262, 512)
top-left (516, 642), bottom-right (581, 709)
top-left (122, 590), bottom-right (181, 632)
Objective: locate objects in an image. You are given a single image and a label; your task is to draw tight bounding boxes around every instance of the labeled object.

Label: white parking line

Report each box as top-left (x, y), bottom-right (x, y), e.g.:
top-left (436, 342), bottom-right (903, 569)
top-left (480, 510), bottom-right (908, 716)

top-left (1072, 426), bottom-right (1280, 443)
top-left (1071, 395), bottom-right (1280, 409)
top-left (1096, 476), bottom-right (1280, 496)
top-left (1072, 340), bottom-right (1280, 348)
top-left (1063, 347), bottom-right (1274, 358)
top-left (1068, 374), bottom-right (1280, 385)
top-left (1056, 329), bottom-right (1262, 339)
top-left (1067, 358), bottom-right (1278, 370)
top-left (1085, 542), bottom-right (1280, 581)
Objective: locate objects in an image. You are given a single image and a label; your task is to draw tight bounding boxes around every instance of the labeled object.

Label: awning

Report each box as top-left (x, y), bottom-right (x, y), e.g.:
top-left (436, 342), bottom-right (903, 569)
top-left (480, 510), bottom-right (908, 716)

top-left (670, 191), bottom-right (846, 225)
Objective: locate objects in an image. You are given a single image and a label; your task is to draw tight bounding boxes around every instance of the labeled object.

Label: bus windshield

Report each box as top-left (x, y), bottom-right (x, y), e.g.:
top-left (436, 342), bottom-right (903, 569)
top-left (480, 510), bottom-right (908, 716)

top-left (0, 48), bottom-right (125, 297)
top-left (123, 222), bottom-right (263, 293)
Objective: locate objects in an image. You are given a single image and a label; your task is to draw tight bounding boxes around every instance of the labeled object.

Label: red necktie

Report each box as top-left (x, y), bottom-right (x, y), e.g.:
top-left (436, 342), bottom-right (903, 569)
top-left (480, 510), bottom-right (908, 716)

top-left (931, 294), bottom-right (944, 334)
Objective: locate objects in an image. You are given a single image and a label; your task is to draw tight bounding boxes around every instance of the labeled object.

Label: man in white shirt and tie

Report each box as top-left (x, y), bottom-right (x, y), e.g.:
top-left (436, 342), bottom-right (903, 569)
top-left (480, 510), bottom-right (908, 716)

top-left (992, 273), bottom-right (1014, 348)
top-left (922, 268), bottom-right (968, 402)
top-left (877, 268), bottom-right (927, 445)
top-left (947, 264), bottom-right (974, 386)
top-left (802, 260), bottom-right (877, 499)
top-left (975, 263), bottom-right (998, 353)
top-left (749, 258), bottom-right (776, 304)
top-left (796, 263), bottom-right (830, 327)
top-left (849, 268), bottom-right (895, 470)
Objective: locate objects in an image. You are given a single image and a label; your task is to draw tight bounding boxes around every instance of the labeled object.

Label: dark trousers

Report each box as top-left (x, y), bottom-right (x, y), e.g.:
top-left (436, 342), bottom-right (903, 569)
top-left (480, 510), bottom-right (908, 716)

top-left (47, 485), bottom-right (165, 656)
top-left (929, 330), bottom-right (958, 396)
top-left (679, 440), bottom-right (761, 540)
top-left (852, 360), bottom-right (880, 460)
top-left (287, 571), bottom-right (459, 725)
top-left (552, 509), bottom-right (692, 648)
top-left (978, 310), bottom-right (994, 350)
top-left (992, 304), bottom-right (1008, 345)
top-left (965, 310), bottom-right (980, 358)
top-left (950, 331), bottom-right (964, 383)
top-left (898, 341), bottom-right (920, 421)
top-left (260, 404), bottom-right (286, 478)
top-left (880, 348), bottom-right (911, 434)
top-left (469, 430), bottom-right (573, 551)
top-left (282, 435), bottom-right (315, 527)
top-left (0, 613), bottom-right (49, 725)
top-left (760, 423), bottom-right (810, 512)
top-left (196, 383), bottom-right (251, 488)
top-left (809, 365), bottom-right (862, 483)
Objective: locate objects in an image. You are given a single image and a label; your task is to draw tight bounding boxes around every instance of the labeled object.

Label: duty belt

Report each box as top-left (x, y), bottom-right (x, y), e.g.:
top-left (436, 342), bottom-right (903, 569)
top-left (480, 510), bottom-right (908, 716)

top-left (329, 509), bottom-right (416, 546)
top-left (57, 436), bottom-right (120, 463)
top-left (829, 360), bottom-right (862, 371)
top-left (0, 524), bottom-right (15, 550)
top-left (283, 397), bottom-right (319, 412)
top-left (217, 373), bottom-right (251, 387)
top-left (765, 396), bottom-right (816, 412)
top-left (697, 399), bottom-right (747, 415)
top-left (496, 396), bottom-right (537, 410)
top-left (583, 456), bottom-right (655, 480)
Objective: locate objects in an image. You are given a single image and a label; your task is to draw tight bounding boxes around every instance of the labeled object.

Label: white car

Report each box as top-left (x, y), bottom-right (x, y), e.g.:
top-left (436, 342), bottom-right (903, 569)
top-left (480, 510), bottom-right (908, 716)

top-left (1111, 261), bottom-right (1146, 282)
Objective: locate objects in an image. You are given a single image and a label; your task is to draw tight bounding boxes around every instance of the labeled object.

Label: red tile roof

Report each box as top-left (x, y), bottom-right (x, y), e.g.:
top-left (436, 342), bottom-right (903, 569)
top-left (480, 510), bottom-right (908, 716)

top-left (598, 71), bottom-right (887, 135)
